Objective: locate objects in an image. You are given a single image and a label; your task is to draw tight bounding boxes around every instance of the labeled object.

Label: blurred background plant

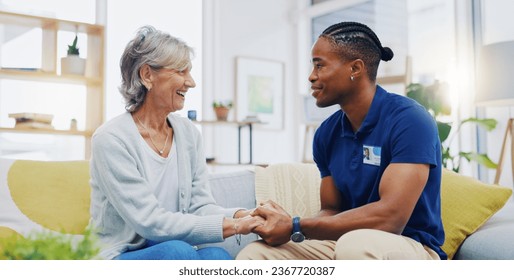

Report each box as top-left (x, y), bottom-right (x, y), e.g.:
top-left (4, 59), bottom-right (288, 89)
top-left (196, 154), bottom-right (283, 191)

top-left (212, 100), bottom-right (233, 121)
top-left (0, 228), bottom-right (100, 260)
top-left (406, 81), bottom-right (498, 173)
top-left (212, 100), bottom-right (233, 108)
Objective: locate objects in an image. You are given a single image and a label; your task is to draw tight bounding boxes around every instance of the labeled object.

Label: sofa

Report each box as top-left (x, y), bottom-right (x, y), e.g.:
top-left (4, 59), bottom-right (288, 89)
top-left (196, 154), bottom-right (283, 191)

top-left (0, 158), bottom-right (513, 259)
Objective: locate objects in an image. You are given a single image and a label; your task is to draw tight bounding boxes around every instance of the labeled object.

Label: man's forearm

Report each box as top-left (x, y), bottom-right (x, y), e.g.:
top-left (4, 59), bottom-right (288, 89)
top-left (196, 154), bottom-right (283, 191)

top-left (301, 203), bottom-right (402, 241)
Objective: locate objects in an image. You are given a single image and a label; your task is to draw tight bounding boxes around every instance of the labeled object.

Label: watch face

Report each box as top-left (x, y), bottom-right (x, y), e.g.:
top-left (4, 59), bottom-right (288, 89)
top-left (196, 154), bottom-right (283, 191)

top-left (291, 232), bottom-right (305, 243)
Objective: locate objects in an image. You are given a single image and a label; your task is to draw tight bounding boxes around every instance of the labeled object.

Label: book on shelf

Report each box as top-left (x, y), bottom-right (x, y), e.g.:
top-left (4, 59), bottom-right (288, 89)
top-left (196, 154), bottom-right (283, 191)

top-left (14, 121), bottom-right (54, 130)
top-left (242, 115), bottom-right (262, 123)
top-left (8, 112), bottom-right (54, 130)
top-left (8, 112), bottom-right (53, 124)
top-left (1, 67), bottom-right (41, 72)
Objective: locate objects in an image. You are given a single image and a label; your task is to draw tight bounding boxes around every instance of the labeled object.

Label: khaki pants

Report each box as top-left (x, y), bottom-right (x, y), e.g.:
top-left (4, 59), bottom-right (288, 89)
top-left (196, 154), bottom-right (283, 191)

top-left (236, 229), bottom-right (440, 260)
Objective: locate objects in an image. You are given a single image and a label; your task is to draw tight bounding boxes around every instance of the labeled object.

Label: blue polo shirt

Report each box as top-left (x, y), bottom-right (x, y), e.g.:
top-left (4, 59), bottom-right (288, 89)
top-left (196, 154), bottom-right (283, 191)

top-left (313, 85), bottom-right (446, 259)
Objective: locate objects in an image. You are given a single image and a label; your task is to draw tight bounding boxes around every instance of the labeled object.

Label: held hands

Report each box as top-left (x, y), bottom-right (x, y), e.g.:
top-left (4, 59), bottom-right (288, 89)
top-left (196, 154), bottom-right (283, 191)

top-left (223, 214), bottom-right (264, 239)
top-left (250, 200), bottom-right (293, 247)
top-left (233, 215), bottom-right (265, 235)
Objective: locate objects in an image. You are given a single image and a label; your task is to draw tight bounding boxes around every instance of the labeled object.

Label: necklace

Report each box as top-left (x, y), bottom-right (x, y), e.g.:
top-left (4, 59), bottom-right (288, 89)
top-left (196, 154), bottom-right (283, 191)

top-left (135, 115), bottom-right (169, 155)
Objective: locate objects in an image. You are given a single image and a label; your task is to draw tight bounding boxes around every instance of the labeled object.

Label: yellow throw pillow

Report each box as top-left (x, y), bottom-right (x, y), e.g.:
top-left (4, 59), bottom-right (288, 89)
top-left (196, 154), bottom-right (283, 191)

top-left (0, 226), bottom-right (22, 260)
top-left (0, 226), bottom-right (20, 239)
top-left (0, 159), bottom-right (90, 236)
top-left (441, 169), bottom-right (512, 259)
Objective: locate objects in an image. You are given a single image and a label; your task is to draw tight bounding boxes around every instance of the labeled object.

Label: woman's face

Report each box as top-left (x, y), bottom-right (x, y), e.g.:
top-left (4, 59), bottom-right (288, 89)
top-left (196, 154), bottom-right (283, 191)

top-left (148, 66), bottom-right (196, 112)
top-left (308, 37), bottom-right (353, 108)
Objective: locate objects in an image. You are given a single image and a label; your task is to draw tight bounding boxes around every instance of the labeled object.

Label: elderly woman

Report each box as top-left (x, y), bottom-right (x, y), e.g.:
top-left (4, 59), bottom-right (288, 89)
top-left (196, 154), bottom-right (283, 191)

top-left (89, 26), bottom-right (262, 260)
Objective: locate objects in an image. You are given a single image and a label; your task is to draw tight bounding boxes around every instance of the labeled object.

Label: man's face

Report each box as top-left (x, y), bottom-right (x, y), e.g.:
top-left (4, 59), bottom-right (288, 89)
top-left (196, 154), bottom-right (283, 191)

top-left (308, 37), bottom-right (353, 108)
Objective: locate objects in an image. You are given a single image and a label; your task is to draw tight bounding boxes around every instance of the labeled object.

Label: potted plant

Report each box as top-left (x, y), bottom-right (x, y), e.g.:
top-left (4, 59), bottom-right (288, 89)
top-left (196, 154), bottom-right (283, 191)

top-left (61, 35), bottom-right (86, 76)
top-left (212, 100), bottom-right (233, 121)
top-left (406, 81), bottom-right (498, 172)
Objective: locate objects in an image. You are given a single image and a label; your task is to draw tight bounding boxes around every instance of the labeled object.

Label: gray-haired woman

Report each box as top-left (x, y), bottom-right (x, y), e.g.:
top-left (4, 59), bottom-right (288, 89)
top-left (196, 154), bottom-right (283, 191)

top-left (89, 25), bottom-right (262, 260)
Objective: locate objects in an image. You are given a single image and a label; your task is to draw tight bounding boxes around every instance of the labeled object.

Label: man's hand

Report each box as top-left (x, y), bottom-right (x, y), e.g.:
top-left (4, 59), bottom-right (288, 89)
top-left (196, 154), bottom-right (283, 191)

top-left (235, 215), bottom-right (265, 235)
top-left (251, 200), bottom-right (293, 246)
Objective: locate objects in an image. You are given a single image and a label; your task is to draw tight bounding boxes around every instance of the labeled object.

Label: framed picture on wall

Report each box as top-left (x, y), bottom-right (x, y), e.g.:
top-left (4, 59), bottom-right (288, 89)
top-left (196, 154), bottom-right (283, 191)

top-left (235, 57), bottom-right (284, 130)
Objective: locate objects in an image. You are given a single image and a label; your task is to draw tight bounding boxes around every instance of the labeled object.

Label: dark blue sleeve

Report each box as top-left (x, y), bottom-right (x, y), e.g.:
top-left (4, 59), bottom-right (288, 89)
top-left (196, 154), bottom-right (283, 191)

top-left (389, 104), bottom-right (440, 168)
top-left (313, 126), bottom-right (331, 178)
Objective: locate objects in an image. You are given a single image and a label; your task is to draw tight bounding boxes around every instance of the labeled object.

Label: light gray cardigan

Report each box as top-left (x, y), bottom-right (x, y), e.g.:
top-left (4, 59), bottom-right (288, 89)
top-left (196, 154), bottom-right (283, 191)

top-left (89, 112), bottom-right (238, 259)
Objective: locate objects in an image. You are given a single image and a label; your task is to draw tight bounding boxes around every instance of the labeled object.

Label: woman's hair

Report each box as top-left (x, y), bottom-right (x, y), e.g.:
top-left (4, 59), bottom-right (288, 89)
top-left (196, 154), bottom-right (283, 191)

top-left (119, 25), bottom-right (194, 112)
top-left (320, 21), bottom-right (394, 81)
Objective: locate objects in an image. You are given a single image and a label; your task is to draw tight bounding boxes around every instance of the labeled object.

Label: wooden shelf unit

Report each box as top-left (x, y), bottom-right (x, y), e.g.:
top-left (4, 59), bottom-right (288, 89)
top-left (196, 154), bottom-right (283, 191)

top-left (0, 10), bottom-right (105, 158)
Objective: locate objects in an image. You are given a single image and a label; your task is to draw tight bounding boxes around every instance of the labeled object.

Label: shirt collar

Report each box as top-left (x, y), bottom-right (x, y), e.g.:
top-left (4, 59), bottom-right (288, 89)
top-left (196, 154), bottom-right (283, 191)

top-left (340, 85), bottom-right (387, 138)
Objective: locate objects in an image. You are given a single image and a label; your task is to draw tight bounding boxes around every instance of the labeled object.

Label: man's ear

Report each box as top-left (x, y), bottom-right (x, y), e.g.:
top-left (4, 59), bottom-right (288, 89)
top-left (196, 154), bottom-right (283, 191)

top-left (350, 59), bottom-right (365, 79)
top-left (139, 64), bottom-right (153, 90)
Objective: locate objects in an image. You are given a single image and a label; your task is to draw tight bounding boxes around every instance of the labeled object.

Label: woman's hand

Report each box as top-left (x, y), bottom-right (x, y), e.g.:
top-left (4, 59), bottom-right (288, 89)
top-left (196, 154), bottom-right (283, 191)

top-left (233, 208), bottom-right (254, 219)
top-left (236, 215), bottom-right (266, 235)
top-left (222, 215), bottom-right (264, 239)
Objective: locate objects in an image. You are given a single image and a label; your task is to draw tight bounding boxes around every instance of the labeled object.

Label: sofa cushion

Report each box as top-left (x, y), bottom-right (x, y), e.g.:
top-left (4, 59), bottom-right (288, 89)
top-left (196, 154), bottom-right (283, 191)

top-left (0, 159), bottom-right (90, 236)
top-left (441, 169), bottom-right (512, 259)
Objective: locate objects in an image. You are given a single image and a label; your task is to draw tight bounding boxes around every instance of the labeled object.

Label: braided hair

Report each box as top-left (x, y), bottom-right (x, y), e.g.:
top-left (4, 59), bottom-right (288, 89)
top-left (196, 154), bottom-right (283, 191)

top-left (320, 21), bottom-right (393, 81)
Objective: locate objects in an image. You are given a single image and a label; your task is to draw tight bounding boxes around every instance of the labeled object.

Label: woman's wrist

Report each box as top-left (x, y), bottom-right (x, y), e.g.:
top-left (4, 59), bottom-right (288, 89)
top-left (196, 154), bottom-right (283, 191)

top-left (233, 218), bottom-right (241, 245)
top-left (222, 218), bottom-right (242, 245)
top-left (222, 218), bottom-right (237, 238)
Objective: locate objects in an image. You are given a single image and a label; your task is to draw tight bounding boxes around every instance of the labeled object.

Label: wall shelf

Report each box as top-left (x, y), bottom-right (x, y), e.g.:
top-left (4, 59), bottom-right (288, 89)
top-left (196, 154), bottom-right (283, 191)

top-left (0, 10), bottom-right (105, 159)
top-left (0, 69), bottom-right (102, 85)
top-left (0, 127), bottom-right (93, 137)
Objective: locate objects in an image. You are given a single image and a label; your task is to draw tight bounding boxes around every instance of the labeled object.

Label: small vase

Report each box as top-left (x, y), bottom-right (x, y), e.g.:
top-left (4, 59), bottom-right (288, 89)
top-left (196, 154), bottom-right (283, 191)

top-left (214, 107), bottom-right (230, 121)
top-left (61, 55), bottom-right (86, 76)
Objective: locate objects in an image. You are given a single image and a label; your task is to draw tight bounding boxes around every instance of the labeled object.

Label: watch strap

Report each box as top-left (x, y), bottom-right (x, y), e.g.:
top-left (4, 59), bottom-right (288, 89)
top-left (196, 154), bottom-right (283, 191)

top-left (292, 216), bottom-right (301, 233)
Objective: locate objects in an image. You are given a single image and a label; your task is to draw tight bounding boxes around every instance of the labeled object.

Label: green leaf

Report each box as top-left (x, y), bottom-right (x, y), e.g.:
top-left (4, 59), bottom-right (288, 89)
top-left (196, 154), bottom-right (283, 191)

top-left (459, 152), bottom-right (498, 169)
top-left (67, 35), bottom-right (80, 55)
top-left (407, 83), bottom-right (430, 112)
top-left (437, 121), bottom-right (452, 143)
top-left (461, 118), bottom-right (498, 131)
top-left (212, 100), bottom-right (233, 108)
top-left (427, 81), bottom-right (451, 116)
top-left (406, 82), bottom-right (499, 171)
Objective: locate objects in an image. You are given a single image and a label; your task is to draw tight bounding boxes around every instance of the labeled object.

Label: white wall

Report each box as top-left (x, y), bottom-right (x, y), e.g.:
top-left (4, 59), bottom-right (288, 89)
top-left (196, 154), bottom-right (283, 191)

top-left (202, 0), bottom-right (300, 165)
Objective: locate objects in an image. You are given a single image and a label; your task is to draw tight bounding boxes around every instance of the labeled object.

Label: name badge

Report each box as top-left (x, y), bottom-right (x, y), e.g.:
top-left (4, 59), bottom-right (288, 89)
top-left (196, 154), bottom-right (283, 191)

top-left (363, 145), bottom-right (381, 166)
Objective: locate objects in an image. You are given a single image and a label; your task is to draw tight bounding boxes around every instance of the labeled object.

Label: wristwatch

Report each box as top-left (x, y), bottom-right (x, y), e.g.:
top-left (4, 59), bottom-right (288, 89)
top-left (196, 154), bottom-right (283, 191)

top-left (290, 216), bottom-right (305, 243)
